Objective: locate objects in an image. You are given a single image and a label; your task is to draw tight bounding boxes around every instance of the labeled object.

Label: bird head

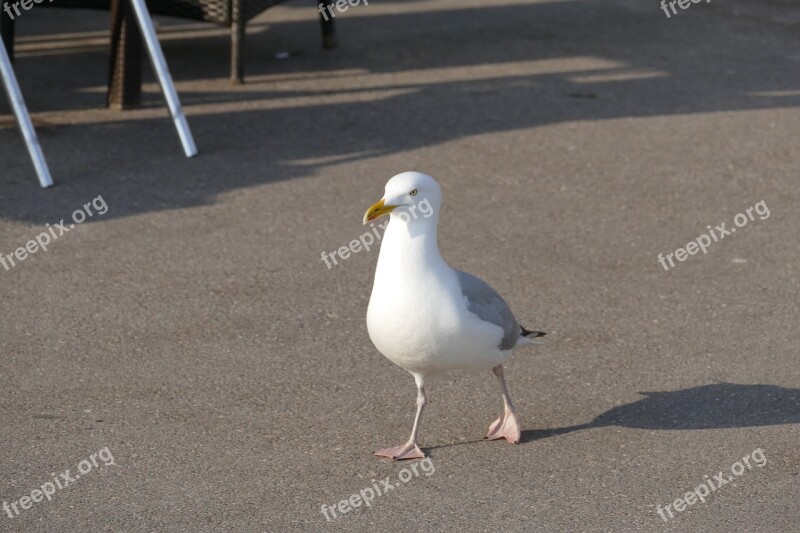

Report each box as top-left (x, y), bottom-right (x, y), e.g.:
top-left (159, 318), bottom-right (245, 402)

top-left (363, 172), bottom-right (441, 225)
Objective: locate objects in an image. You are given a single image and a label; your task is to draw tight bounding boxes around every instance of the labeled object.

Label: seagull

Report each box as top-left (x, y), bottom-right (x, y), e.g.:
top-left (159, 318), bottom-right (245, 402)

top-left (363, 171), bottom-right (545, 460)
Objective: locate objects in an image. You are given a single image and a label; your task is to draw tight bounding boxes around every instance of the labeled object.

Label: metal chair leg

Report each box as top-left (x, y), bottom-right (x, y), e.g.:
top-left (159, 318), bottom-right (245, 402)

top-left (0, 39), bottom-right (54, 188)
top-left (127, 0), bottom-right (198, 157)
top-left (231, 0), bottom-right (244, 83)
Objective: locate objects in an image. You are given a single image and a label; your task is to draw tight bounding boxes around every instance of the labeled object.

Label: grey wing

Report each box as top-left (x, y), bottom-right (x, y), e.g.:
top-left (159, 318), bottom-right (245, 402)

top-left (456, 270), bottom-right (521, 350)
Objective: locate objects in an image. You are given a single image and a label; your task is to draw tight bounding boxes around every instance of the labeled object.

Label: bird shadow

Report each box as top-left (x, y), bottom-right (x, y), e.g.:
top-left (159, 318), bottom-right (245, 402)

top-left (520, 382), bottom-right (800, 444)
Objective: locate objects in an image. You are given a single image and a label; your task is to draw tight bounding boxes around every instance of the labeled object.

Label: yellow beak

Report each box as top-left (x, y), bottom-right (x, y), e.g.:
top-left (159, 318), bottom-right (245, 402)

top-left (363, 199), bottom-right (397, 225)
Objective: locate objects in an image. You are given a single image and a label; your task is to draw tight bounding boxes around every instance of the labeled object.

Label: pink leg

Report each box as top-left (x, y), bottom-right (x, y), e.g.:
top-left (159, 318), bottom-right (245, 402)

top-left (375, 374), bottom-right (427, 460)
top-left (486, 365), bottom-right (521, 444)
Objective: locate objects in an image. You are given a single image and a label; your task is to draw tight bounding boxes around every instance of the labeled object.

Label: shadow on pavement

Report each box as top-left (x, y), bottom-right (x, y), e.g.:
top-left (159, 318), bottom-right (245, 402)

top-left (2, 0), bottom-right (800, 223)
top-left (521, 382), bottom-right (800, 443)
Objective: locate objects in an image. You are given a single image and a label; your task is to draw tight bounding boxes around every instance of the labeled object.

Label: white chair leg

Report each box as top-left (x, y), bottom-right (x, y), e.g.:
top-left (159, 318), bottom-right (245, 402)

top-left (127, 0), bottom-right (198, 158)
top-left (0, 39), bottom-right (54, 188)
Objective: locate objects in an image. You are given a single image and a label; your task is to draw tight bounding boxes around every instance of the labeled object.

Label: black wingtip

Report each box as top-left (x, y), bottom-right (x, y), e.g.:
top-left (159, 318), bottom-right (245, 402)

top-left (521, 327), bottom-right (546, 338)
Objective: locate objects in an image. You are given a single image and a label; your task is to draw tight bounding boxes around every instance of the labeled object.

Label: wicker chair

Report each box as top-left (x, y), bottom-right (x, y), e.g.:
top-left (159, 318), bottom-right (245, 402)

top-left (1, 0), bottom-right (336, 106)
top-left (107, 0), bottom-right (337, 82)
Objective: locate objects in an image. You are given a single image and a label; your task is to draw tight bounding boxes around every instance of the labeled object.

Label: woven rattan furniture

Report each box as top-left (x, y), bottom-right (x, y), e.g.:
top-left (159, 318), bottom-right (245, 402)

top-left (1, 0), bottom-right (336, 107)
top-left (66, 0), bottom-right (337, 85)
top-left (1, 0), bottom-right (196, 188)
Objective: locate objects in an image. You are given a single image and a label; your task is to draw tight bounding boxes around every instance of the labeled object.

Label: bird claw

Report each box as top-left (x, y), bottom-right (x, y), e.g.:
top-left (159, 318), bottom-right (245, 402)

top-left (486, 410), bottom-right (521, 444)
top-left (374, 441), bottom-right (426, 460)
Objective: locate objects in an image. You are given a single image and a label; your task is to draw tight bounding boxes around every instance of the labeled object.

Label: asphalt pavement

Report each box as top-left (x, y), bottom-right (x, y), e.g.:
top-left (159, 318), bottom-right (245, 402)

top-left (1, 0), bottom-right (799, 530)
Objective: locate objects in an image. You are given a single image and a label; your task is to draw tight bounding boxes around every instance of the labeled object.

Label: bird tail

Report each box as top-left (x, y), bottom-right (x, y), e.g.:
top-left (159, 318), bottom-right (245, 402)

top-left (518, 327), bottom-right (546, 346)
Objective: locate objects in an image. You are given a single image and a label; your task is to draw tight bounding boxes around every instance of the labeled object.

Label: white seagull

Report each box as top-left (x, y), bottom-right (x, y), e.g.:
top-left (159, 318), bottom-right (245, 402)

top-left (363, 171), bottom-right (545, 460)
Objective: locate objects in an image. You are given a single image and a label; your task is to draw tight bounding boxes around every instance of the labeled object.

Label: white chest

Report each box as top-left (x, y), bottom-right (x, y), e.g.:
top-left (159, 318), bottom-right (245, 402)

top-left (364, 219), bottom-right (510, 374)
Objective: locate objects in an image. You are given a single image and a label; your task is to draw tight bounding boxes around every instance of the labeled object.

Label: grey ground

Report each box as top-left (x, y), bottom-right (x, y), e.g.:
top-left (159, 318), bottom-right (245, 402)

top-left (1, 0), bottom-right (799, 531)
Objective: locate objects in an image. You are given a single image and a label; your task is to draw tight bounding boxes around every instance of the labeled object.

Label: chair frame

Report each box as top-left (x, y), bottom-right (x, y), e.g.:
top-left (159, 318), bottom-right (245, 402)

top-left (5, 0), bottom-right (337, 102)
top-left (0, 35), bottom-right (54, 188)
top-left (1, 0), bottom-right (196, 188)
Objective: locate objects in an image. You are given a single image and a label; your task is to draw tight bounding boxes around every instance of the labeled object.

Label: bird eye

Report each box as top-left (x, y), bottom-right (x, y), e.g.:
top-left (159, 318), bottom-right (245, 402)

top-left (409, 189), bottom-right (418, 196)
